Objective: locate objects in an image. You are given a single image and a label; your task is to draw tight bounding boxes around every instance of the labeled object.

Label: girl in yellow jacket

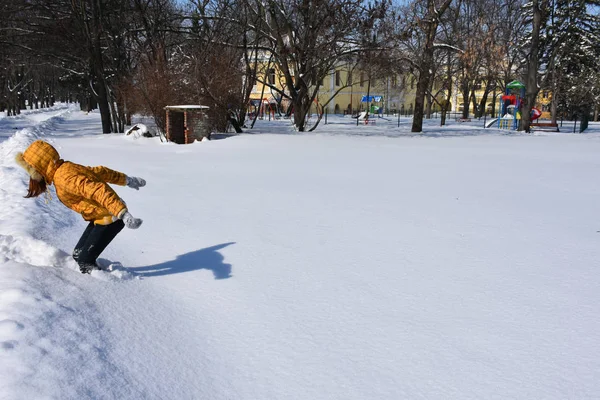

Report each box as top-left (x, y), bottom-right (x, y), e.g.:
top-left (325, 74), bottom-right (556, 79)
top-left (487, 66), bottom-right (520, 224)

top-left (15, 140), bottom-right (145, 274)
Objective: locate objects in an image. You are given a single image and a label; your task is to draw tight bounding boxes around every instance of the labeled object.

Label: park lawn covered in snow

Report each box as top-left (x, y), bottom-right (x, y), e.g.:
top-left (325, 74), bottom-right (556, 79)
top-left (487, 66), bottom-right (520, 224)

top-left (1, 104), bottom-right (599, 399)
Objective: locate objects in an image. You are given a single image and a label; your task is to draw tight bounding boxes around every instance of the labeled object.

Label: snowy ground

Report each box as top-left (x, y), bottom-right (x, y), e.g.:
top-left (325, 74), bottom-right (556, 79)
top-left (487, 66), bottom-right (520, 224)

top-left (1, 104), bottom-right (599, 399)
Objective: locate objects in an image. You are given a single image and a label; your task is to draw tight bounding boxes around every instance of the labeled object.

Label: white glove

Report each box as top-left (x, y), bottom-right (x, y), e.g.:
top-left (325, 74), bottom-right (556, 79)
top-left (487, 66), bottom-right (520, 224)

top-left (120, 210), bottom-right (143, 229)
top-left (126, 176), bottom-right (146, 190)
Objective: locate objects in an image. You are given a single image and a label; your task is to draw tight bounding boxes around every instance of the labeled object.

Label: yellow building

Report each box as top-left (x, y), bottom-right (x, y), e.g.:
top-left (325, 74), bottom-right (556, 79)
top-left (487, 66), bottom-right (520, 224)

top-left (248, 56), bottom-right (419, 117)
top-left (313, 68), bottom-right (418, 116)
top-left (249, 54), bottom-right (551, 119)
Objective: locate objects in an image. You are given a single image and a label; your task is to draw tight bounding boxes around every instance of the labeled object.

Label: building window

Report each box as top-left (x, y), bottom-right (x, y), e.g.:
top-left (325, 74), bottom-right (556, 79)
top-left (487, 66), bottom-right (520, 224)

top-left (360, 72), bottom-right (365, 87)
top-left (335, 70), bottom-right (341, 86)
top-left (268, 69), bottom-right (276, 85)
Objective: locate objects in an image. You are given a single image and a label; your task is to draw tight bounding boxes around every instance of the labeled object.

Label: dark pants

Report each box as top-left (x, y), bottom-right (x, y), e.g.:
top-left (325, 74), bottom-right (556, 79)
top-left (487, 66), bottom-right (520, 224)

top-left (73, 219), bottom-right (125, 268)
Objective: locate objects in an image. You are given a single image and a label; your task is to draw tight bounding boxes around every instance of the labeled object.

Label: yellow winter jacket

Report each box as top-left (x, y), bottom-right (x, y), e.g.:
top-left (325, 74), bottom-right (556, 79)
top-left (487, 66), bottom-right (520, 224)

top-left (19, 140), bottom-right (127, 225)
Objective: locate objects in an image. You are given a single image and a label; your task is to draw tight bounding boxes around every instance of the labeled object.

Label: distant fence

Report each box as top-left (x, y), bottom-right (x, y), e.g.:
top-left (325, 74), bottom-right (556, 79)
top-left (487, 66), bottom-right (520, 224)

top-left (341, 109), bottom-right (473, 119)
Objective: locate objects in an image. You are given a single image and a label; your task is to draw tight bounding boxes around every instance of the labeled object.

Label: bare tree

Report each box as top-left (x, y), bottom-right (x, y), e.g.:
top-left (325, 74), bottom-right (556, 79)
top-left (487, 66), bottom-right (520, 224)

top-left (211, 0), bottom-right (391, 131)
top-left (123, 0), bottom-right (187, 133)
top-left (182, 0), bottom-right (257, 132)
top-left (520, 0), bottom-right (550, 132)
top-left (407, 0), bottom-right (454, 133)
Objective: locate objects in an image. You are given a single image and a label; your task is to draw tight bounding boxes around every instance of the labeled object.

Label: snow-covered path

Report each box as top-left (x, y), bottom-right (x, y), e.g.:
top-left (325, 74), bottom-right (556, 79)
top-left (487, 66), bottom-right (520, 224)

top-left (1, 106), bottom-right (599, 399)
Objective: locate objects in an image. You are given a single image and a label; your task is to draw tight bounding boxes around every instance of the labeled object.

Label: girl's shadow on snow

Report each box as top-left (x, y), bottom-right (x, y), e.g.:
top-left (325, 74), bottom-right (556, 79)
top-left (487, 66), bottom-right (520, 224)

top-left (134, 242), bottom-right (235, 279)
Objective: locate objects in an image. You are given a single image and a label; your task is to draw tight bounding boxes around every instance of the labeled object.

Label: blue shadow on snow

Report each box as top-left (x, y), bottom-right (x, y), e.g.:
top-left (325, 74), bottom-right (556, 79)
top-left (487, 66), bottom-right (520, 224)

top-left (134, 242), bottom-right (235, 279)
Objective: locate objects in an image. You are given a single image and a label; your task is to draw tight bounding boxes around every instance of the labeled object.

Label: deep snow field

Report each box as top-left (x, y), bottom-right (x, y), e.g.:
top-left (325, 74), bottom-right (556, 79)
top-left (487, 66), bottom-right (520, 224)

top-left (0, 104), bottom-right (599, 399)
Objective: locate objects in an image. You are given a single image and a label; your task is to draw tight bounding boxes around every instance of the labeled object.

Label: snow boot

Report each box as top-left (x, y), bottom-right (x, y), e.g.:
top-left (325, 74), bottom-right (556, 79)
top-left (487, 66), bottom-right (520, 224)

top-left (79, 262), bottom-right (101, 274)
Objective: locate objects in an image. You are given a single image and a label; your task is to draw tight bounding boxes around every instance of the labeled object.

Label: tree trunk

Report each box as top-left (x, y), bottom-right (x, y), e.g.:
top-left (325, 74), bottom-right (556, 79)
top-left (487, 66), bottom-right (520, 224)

top-left (441, 83), bottom-right (452, 127)
top-left (461, 85), bottom-right (470, 119)
top-left (412, 67), bottom-right (429, 132)
top-left (18, 92), bottom-right (26, 111)
top-left (490, 89), bottom-right (497, 117)
top-left (440, 52), bottom-right (452, 126)
top-left (90, 0), bottom-right (112, 133)
top-left (551, 93), bottom-right (558, 125)
top-left (292, 97), bottom-right (310, 131)
top-left (116, 94), bottom-right (126, 132)
top-left (521, 0), bottom-right (545, 132)
top-left (109, 93), bottom-right (118, 133)
top-left (365, 78), bottom-right (372, 119)
top-left (478, 86), bottom-right (491, 119)
top-left (470, 89), bottom-right (478, 118)
top-left (550, 71), bottom-right (558, 124)
top-left (92, 77), bottom-right (113, 133)
top-left (228, 112), bottom-right (244, 133)
top-left (117, 96), bottom-right (127, 133)
top-left (425, 93), bottom-right (433, 119)
top-left (411, 0), bottom-right (453, 132)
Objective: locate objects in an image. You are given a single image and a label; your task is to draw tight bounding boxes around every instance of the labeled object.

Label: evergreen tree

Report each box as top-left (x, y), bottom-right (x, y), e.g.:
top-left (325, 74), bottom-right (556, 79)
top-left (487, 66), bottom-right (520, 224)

top-left (544, 0), bottom-right (600, 120)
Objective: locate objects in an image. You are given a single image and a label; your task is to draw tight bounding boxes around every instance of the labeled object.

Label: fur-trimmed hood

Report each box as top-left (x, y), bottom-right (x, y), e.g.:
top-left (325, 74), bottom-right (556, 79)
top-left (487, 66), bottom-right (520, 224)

top-left (15, 140), bottom-right (64, 184)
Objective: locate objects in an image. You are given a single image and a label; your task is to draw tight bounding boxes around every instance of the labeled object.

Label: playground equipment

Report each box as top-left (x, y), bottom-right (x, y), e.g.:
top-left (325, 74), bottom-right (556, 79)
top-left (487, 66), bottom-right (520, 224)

top-left (361, 95), bottom-right (383, 115)
top-left (497, 80), bottom-right (541, 130)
